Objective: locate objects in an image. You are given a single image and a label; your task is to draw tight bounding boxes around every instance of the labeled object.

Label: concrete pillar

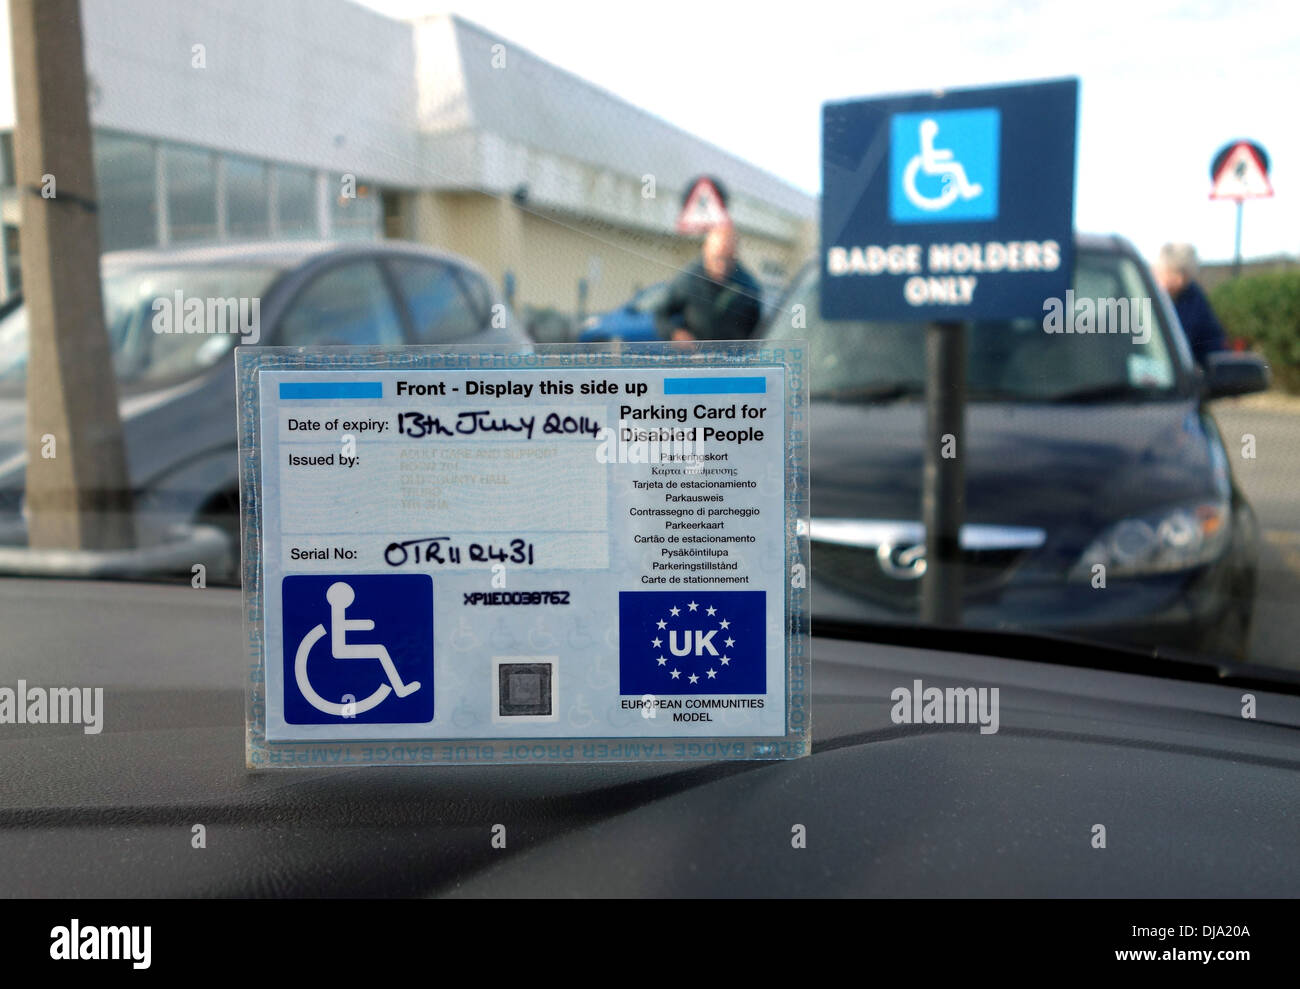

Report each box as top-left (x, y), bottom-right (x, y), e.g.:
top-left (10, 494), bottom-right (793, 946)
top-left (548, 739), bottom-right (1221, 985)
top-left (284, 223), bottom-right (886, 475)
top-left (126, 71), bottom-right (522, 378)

top-left (10, 0), bottom-right (134, 549)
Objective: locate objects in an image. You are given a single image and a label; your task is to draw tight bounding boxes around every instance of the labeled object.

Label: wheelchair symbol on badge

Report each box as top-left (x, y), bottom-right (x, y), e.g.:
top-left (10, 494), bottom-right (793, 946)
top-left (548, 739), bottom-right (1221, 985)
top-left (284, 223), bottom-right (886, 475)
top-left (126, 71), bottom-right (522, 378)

top-left (295, 581), bottom-right (421, 717)
top-left (902, 118), bottom-right (984, 212)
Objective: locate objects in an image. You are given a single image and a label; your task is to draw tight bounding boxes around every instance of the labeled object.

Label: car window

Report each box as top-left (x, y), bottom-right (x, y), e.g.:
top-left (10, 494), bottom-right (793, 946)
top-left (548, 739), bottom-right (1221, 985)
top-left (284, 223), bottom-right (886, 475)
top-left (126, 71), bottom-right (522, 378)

top-left (388, 259), bottom-right (483, 343)
top-left (277, 261), bottom-right (404, 347)
top-left (0, 263), bottom-right (282, 390)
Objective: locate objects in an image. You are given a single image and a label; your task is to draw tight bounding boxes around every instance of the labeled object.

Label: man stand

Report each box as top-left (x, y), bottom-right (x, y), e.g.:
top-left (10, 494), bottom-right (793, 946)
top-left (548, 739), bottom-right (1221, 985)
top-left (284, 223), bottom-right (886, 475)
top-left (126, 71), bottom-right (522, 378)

top-left (1154, 242), bottom-right (1228, 367)
top-left (656, 223), bottom-right (763, 342)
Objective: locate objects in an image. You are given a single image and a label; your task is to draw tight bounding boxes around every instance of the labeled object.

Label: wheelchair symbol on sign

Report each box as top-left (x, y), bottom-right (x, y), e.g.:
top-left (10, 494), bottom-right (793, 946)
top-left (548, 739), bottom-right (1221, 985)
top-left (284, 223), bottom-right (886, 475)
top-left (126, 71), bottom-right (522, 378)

top-left (295, 581), bottom-right (422, 717)
top-left (902, 118), bottom-right (984, 212)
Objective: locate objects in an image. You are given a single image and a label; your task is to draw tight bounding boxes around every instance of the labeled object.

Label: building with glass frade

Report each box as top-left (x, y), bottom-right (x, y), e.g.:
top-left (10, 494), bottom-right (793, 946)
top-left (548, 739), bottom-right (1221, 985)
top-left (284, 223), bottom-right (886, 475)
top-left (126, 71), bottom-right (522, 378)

top-left (0, 1), bottom-right (815, 317)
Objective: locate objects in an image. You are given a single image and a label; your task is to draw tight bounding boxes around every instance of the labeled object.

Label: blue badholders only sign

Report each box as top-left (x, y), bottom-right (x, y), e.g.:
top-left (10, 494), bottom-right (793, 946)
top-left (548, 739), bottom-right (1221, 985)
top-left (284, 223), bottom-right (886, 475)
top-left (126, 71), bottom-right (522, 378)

top-left (822, 78), bottom-right (1078, 321)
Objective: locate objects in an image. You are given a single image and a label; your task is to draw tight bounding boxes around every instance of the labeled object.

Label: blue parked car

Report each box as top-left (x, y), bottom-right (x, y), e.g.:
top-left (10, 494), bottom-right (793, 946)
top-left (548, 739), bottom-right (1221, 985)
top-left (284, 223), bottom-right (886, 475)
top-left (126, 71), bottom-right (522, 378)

top-left (577, 282), bottom-right (668, 342)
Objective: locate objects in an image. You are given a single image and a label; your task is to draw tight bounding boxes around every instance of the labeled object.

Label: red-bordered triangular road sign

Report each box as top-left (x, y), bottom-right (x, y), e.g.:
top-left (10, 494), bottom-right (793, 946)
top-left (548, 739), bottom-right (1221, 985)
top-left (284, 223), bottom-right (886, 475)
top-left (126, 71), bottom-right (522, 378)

top-left (1211, 142), bottom-right (1273, 200)
top-left (676, 177), bottom-right (731, 234)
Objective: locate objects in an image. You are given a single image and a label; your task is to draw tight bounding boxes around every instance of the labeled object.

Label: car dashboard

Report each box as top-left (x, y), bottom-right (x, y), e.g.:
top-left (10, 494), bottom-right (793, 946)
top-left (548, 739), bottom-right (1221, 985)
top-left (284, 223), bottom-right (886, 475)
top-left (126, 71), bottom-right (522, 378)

top-left (1, 577), bottom-right (1296, 897)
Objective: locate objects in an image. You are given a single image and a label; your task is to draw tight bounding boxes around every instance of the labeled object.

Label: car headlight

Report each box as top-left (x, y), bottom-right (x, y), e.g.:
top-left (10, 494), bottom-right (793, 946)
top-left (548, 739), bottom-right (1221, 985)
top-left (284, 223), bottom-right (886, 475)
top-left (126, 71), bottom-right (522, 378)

top-left (580, 316), bottom-right (600, 330)
top-left (1069, 499), bottom-right (1231, 580)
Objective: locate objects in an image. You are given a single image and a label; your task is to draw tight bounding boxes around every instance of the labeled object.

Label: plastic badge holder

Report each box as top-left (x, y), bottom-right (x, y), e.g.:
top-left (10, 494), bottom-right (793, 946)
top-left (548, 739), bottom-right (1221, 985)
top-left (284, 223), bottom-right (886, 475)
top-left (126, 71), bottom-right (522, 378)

top-left (238, 341), bottom-right (809, 766)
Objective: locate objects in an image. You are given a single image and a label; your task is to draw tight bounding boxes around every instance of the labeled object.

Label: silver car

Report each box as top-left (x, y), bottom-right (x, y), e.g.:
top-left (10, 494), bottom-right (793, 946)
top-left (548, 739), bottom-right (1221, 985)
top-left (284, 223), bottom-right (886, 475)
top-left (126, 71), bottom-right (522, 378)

top-left (0, 240), bottom-right (530, 579)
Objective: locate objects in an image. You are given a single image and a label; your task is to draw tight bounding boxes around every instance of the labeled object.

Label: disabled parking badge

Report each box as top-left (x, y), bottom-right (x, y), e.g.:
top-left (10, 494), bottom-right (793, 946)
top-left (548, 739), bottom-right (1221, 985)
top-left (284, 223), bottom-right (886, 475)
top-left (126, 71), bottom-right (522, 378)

top-left (238, 342), bottom-right (809, 766)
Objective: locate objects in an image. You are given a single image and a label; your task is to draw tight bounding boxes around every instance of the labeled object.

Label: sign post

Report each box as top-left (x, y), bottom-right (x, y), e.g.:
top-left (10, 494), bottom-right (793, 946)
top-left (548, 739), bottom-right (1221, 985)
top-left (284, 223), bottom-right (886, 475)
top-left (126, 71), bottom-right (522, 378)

top-left (922, 321), bottom-right (966, 625)
top-left (1209, 140), bottom-right (1272, 278)
top-left (821, 79), bottom-right (1078, 626)
top-left (1235, 201), bottom-right (1243, 278)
